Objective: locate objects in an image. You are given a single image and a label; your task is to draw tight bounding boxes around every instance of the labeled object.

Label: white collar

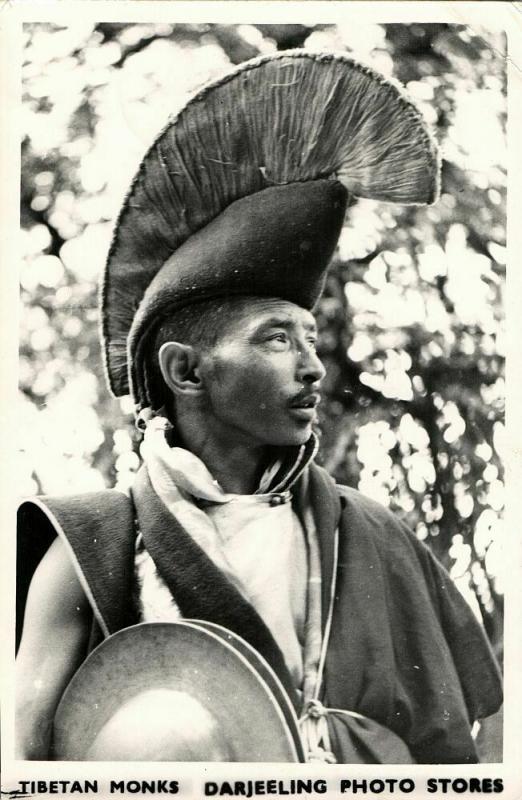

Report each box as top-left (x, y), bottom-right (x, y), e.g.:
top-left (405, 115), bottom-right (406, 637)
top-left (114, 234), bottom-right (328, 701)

top-left (140, 414), bottom-right (318, 504)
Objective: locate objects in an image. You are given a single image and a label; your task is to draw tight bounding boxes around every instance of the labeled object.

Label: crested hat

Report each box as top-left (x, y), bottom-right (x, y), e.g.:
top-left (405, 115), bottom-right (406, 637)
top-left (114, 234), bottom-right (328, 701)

top-left (101, 50), bottom-right (440, 408)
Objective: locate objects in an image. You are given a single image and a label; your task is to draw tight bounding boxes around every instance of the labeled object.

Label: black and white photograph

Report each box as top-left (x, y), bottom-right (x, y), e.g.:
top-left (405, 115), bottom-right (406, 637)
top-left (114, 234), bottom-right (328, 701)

top-left (1, 3), bottom-right (519, 796)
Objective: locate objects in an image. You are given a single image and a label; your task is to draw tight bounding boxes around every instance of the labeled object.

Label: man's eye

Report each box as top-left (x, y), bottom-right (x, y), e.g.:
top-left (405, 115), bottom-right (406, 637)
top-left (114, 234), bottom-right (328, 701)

top-left (268, 332), bottom-right (288, 343)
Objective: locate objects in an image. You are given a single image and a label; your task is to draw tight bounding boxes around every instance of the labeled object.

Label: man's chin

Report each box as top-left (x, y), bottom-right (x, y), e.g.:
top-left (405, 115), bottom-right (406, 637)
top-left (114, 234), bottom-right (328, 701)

top-left (267, 427), bottom-right (314, 448)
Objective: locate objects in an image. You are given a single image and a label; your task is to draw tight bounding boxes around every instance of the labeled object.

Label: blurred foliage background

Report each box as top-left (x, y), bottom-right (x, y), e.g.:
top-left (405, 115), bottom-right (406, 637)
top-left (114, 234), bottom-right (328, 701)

top-left (20, 22), bottom-right (505, 650)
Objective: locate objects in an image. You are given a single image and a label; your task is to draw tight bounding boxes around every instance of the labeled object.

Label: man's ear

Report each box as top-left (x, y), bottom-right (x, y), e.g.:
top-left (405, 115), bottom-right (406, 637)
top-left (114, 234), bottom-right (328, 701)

top-left (158, 342), bottom-right (204, 397)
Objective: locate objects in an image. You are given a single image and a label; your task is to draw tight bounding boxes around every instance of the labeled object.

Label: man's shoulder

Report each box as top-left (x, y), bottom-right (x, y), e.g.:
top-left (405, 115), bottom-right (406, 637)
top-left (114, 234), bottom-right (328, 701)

top-left (326, 475), bottom-right (424, 557)
top-left (308, 463), bottom-right (427, 571)
top-left (17, 488), bottom-right (137, 643)
top-left (18, 488), bottom-right (134, 552)
top-left (310, 462), bottom-right (410, 535)
top-left (336, 482), bottom-right (400, 521)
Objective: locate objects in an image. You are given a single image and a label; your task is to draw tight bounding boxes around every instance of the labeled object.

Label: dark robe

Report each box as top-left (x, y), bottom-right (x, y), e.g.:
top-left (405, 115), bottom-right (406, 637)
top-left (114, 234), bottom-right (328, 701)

top-left (17, 463), bottom-right (502, 763)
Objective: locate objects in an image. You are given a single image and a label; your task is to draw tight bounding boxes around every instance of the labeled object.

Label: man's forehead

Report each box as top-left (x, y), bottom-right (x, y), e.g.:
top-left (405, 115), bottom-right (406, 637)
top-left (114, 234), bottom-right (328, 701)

top-left (238, 298), bottom-right (317, 330)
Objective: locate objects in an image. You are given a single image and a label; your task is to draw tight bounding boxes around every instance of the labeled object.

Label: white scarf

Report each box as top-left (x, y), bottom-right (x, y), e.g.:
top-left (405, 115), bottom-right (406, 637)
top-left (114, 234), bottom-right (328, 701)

top-left (137, 415), bottom-right (312, 686)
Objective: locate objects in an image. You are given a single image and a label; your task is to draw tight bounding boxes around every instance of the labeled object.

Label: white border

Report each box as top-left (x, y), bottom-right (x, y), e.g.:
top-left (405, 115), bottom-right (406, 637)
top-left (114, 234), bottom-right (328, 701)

top-left (1, 4), bottom-right (520, 799)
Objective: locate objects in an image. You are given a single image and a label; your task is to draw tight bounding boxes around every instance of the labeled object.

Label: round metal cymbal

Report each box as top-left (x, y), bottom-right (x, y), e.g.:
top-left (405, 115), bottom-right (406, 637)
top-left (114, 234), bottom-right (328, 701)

top-left (52, 621), bottom-right (304, 762)
top-left (189, 619), bottom-right (304, 760)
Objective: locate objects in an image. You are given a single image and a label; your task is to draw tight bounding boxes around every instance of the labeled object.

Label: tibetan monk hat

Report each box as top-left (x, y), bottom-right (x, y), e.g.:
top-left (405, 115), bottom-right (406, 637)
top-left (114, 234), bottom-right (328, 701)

top-left (101, 50), bottom-right (440, 409)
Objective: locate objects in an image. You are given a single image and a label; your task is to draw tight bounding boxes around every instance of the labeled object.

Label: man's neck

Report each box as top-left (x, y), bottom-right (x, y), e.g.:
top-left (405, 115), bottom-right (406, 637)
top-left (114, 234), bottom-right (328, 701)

top-left (174, 413), bottom-right (268, 495)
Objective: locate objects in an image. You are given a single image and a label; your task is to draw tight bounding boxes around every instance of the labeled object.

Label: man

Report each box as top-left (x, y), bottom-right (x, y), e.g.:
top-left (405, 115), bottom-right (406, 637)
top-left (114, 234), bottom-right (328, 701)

top-left (16, 50), bottom-right (502, 763)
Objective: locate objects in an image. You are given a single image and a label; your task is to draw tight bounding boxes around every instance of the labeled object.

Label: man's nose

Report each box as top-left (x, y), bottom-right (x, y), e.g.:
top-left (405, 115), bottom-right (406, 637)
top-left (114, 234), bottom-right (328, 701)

top-left (297, 347), bottom-right (326, 384)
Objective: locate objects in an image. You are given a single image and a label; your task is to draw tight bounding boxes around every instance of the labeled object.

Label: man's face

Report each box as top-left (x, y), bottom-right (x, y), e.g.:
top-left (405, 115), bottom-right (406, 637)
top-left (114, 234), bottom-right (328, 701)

top-left (198, 299), bottom-right (326, 449)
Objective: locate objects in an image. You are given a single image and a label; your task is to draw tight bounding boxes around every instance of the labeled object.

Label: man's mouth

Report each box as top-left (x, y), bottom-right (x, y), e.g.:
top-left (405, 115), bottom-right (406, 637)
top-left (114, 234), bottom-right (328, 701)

top-left (288, 392), bottom-right (320, 413)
